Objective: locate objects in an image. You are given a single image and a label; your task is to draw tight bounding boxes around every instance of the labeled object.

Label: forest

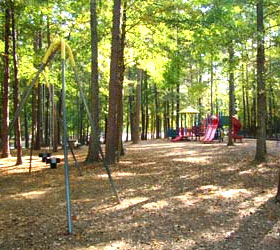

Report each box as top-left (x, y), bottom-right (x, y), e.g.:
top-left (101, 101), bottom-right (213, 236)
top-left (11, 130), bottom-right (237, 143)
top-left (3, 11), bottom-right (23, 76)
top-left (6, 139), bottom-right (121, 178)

top-left (1, 0), bottom-right (280, 249)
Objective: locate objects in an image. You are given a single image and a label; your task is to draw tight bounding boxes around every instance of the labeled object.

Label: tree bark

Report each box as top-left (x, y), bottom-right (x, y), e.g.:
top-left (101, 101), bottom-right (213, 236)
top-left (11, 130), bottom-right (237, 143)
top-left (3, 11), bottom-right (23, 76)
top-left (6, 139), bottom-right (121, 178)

top-left (116, 0), bottom-right (127, 157)
top-left (86, 0), bottom-right (100, 162)
top-left (141, 72), bottom-right (146, 140)
top-left (106, 0), bottom-right (122, 164)
top-left (154, 84), bottom-right (160, 139)
top-left (145, 81), bottom-right (149, 140)
top-left (176, 82), bottom-right (180, 130)
top-left (210, 54), bottom-right (214, 115)
top-left (129, 87), bottom-right (135, 141)
top-left (1, 8), bottom-right (11, 158)
top-left (164, 100), bottom-right (168, 138)
top-left (241, 65), bottom-right (247, 131)
top-left (132, 70), bottom-right (141, 144)
top-left (35, 83), bottom-right (42, 150)
top-left (126, 98), bottom-right (129, 142)
top-left (227, 43), bottom-right (234, 146)
top-left (255, 0), bottom-right (267, 162)
top-left (11, 1), bottom-right (22, 164)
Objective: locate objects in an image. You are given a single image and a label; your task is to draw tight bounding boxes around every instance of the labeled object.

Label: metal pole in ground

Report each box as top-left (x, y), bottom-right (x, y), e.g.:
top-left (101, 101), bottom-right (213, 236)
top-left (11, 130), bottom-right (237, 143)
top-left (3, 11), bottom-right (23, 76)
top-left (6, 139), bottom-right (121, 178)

top-left (61, 40), bottom-right (73, 234)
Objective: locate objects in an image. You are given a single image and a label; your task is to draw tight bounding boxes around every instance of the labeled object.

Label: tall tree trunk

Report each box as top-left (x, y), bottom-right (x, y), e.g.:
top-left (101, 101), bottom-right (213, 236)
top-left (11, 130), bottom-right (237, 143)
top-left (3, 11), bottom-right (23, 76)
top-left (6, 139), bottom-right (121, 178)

top-left (87, 0), bottom-right (100, 162)
top-left (164, 100), bottom-right (168, 138)
top-left (167, 99), bottom-right (170, 131)
top-left (1, 8), bottom-right (11, 158)
top-left (241, 65), bottom-right (247, 131)
top-left (132, 70), bottom-right (141, 144)
top-left (171, 88), bottom-right (174, 129)
top-left (57, 90), bottom-right (62, 146)
top-left (11, 1), bottom-right (22, 165)
top-left (145, 81), bottom-right (149, 140)
top-left (154, 84), bottom-right (160, 139)
top-left (210, 54), bottom-right (214, 115)
top-left (129, 91), bottom-right (134, 142)
top-left (255, 0), bottom-right (267, 161)
top-left (106, 0), bottom-right (122, 164)
top-left (268, 83), bottom-right (273, 138)
top-left (176, 82), bottom-right (180, 129)
top-left (227, 43), bottom-right (234, 146)
top-left (31, 88), bottom-right (37, 155)
top-left (33, 33), bottom-right (41, 150)
top-left (141, 72), bottom-right (146, 140)
top-left (116, 0), bottom-right (127, 157)
top-left (35, 84), bottom-right (42, 150)
top-left (126, 98), bottom-right (129, 142)
top-left (44, 85), bottom-right (49, 146)
top-left (245, 63), bottom-right (251, 131)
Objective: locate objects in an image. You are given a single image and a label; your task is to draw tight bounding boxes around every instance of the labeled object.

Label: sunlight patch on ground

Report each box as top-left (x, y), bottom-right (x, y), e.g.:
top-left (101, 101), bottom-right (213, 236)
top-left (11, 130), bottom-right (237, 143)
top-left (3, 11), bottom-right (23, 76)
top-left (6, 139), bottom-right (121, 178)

top-left (117, 196), bottom-right (148, 209)
top-left (195, 186), bottom-right (252, 200)
top-left (218, 188), bottom-right (251, 198)
top-left (97, 172), bottom-right (135, 179)
top-left (239, 169), bottom-right (254, 175)
top-left (173, 156), bottom-right (210, 163)
top-left (237, 191), bottom-right (274, 217)
top-left (115, 172), bottom-right (136, 177)
top-left (74, 198), bottom-right (95, 203)
top-left (0, 156), bottom-right (49, 174)
top-left (119, 160), bottom-right (133, 165)
top-left (75, 241), bottom-right (133, 250)
top-left (142, 200), bottom-right (168, 210)
top-left (9, 189), bottom-right (49, 200)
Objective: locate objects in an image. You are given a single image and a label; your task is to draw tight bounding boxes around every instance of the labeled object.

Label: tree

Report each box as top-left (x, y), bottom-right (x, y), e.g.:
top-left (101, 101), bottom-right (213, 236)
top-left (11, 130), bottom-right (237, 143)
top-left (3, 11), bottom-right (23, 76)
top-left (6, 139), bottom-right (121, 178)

top-left (86, 0), bottom-right (100, 163)
top-left (131, 69), bottom-right (141, 143)
top-left (1, 6), bottom-right (11, 158)
top-left (255, 0), bottom-right (266, 162)
top-left (227, 43), bottom-right (235, 147)
top-left (11, 0), bottom-right (22, 165)
top-left (106, 0), bottom-right (122, 164)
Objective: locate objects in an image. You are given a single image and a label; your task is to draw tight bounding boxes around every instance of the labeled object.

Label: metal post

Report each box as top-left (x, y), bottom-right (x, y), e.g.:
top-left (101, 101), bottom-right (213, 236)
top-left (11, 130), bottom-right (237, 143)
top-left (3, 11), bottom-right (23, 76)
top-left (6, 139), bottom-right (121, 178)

top-left (61, 43), bottom-right (73, 233)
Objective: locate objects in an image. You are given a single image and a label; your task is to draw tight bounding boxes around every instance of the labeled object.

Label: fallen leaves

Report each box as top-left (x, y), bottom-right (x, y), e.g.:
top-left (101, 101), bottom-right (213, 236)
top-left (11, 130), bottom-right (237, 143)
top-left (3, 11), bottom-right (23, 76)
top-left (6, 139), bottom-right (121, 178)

top-left (1, 140), bottom-right (280, 249)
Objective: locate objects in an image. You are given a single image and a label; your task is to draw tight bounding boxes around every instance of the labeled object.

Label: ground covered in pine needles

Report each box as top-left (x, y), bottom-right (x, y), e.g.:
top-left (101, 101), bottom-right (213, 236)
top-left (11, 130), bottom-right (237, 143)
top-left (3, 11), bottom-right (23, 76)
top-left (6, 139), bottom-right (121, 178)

top-left (1, 139), bottom-right (280, 250)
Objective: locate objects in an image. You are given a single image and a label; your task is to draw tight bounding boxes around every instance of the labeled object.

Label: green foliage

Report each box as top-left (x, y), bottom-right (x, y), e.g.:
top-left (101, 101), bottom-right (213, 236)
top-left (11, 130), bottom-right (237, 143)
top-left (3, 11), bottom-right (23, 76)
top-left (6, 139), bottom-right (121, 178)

top-left (1, 0), bottom-right (280, 137)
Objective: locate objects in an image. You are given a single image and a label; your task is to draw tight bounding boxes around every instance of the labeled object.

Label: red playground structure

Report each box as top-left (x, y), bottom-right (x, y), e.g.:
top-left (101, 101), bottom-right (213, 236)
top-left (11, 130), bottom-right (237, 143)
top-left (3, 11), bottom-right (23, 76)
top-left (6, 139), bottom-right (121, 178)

top-left (201, 115), bottom-right (219, 143)
top-left (232, 116), bottom-right (243, 142)
top-left (171, 127), bottom-right (190, 142)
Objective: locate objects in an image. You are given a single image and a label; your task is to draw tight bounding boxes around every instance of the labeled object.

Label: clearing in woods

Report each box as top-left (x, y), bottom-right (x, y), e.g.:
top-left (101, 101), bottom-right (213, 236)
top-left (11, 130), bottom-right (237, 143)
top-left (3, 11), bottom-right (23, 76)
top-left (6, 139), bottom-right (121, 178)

top-left (1, 139), bottom-right (280, 250)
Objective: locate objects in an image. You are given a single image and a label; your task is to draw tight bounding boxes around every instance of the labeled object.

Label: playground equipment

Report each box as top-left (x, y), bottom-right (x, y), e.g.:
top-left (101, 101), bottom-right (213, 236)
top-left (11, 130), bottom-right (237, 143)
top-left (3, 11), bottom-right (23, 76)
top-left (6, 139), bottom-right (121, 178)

top-left (232, 116), bottom-right (243, 142)
top-left (38, 152), bottom-right (51, 162)
top-left (171, 127), bottom-right (190, 142)
top-left (170, 106), bottom-right (200, 142)
top-left (202, 115), bottom-right (219, 143)
top-left (46, 157), bottom-right (61, 169)
top-left (0, 38), bottom-right (120, 234)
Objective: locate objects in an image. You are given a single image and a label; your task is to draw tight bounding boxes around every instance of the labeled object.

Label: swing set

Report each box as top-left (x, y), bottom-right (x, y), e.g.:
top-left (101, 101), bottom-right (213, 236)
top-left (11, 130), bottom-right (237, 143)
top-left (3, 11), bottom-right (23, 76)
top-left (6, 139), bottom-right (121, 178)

top-left (1, 38), bottom-right (120, 234)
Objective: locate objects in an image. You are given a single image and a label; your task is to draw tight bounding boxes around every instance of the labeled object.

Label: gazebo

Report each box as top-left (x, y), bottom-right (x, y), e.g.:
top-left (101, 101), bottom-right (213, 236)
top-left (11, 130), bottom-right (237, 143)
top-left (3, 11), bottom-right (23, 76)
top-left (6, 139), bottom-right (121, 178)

top-left (179, 106), bottom-right (199, 128)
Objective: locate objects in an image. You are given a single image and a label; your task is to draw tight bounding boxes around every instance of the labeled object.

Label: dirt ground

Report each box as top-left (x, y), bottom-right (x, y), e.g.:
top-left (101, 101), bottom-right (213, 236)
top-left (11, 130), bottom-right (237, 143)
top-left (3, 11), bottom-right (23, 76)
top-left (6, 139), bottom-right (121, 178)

top-left (1, 139), bottom-right (280, 250)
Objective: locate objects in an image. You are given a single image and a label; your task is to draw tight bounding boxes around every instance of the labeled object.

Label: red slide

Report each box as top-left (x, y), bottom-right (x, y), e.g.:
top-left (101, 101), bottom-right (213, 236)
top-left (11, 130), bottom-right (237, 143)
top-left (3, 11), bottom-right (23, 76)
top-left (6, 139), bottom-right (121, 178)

top-left (171, 135), bottom-right (183, 142)
top-left (202, 124), bottom-right (218, 142)
top-left (202, 115), bottom-right (219, 143)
